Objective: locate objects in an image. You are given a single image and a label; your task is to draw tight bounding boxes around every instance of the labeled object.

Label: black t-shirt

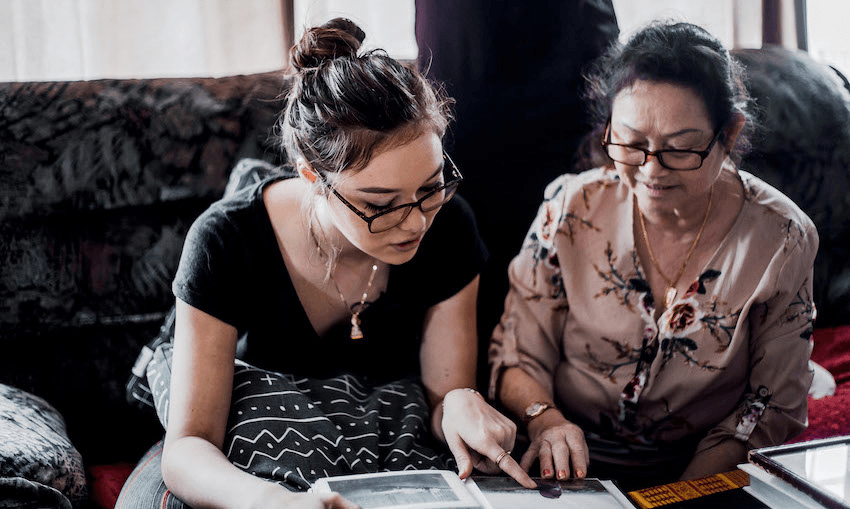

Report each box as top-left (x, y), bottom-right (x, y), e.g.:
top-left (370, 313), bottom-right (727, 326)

top-left (173, 175), bottom-right (487, 382)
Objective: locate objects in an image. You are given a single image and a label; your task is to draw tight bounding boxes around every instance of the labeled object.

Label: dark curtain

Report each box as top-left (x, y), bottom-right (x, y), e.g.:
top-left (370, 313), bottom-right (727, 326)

top-left (414, 0), bottom-right (619, 386)
top-left (762, 0), bottom-right (808, 49)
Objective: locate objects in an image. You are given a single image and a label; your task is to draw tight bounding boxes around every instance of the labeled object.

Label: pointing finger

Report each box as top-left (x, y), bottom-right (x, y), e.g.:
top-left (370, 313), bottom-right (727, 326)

top-left (498, 454), bottom-right (537, 489)
top-left (444, 432), bottom-right (474, 479)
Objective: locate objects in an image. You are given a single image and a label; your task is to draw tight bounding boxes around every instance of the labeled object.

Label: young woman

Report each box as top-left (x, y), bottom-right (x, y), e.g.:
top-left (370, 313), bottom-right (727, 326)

top-left (490, 21), bottom-right (818, 490)
top-left (118, 17), bottom-right (533, 509)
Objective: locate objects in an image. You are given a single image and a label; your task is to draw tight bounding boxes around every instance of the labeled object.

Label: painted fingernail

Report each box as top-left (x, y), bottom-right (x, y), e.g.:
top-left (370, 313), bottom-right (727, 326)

top-left (542, 469), bottom-right (552, 477)
top-left (576, 470), bottom-right (584, 478)
top-left (557, 470), bottom-right (567, 480)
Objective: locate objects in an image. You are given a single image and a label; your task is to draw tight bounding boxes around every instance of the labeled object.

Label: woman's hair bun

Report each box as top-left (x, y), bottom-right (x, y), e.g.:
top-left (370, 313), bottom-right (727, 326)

top-left (291, 17), bottom-right (366, 71)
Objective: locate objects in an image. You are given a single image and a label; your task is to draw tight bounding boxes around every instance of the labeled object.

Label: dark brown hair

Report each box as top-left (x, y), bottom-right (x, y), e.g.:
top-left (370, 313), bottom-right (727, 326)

top-left (280, 18), bottom-right (452, 176)
top-left (579, 21), bottom-right (756, 168)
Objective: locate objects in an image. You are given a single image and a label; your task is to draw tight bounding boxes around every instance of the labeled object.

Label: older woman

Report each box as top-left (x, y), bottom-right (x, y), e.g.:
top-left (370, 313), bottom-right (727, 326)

top-left (489, 21), bottom-right (818, 488)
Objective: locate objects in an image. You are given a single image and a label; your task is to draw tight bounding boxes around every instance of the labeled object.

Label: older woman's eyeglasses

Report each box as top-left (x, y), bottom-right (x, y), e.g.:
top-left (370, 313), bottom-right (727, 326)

top-left (601, 125), bottom-right (722, 171)
top-left (330, 152), bottom-right (463, 234)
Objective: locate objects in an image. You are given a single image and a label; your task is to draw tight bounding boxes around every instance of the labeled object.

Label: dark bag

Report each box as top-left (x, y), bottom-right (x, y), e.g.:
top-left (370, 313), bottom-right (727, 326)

top-left (125, 306), bottom-right (175, 410)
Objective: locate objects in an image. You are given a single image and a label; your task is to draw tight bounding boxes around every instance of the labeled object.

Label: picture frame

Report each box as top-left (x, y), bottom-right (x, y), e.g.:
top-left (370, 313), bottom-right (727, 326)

top-left (748, 435), bottom-right (850, 509)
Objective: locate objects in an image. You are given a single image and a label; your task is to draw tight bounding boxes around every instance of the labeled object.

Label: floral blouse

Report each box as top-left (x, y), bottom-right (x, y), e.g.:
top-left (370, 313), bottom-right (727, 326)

top-left (489, 167), bottom-right (818, 459)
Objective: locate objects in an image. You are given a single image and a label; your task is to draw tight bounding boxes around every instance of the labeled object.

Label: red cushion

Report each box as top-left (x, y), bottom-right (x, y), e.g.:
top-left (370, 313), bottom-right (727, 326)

top-left (87, 463), bottom-right (135, 509)
top-left (811, 325), bottom-right (850, 384)
top-left (791, 381), bottom-right (850, 443)
top-left (788, 326), bottom-right (850, 444)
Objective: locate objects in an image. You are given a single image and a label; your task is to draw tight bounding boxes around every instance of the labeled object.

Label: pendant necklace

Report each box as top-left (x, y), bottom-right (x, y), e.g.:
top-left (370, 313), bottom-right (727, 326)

top-left (636, 185), bottom-right (713, 309)
top-left (330, 262), bottom-right (378, 340)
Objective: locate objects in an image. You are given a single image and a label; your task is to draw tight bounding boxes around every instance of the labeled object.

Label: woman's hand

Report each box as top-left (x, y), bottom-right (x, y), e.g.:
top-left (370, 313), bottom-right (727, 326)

top-left (296, 492), bottom-right (360, 509)
top-left (520, 409), bottom-right (589, 480)
top-left (440, 388), bottom-right (537, 488)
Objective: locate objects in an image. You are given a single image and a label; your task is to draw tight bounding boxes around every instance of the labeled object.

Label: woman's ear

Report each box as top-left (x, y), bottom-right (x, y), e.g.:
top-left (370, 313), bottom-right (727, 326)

top-left (296, 157), bottom-right (320, 184)
top-left (723, 113), bottom-right (746, 154)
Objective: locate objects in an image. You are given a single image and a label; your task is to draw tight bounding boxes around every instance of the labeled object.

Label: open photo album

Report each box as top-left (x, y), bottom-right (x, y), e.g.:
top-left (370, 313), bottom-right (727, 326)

top-left (310, 470), bottom-right (634, 509)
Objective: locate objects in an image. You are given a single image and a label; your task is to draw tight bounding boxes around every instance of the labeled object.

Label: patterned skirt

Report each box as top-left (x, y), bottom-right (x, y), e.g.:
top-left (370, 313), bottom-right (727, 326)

top-left (117, 345), bottom-right (452, 508)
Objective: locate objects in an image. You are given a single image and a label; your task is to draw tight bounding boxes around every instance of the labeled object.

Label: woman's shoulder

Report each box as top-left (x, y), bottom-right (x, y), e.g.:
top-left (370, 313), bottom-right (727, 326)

top-left (738, 169), bottom-right (818, 248)
top-left (542, 167), bottom-right (620, 198)
top-left (543, 167), bottom-right (619, 195)
top-left (191, 173), bottom-right (291, 235)
top-left (539, 167), bottom-right (625, 215)
top-left (739, 171), bottom-right (817, 230)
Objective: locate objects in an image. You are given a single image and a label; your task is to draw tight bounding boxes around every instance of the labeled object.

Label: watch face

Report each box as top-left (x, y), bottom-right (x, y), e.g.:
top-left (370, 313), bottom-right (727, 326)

top-left (526, 402), bottom-right (549, 418)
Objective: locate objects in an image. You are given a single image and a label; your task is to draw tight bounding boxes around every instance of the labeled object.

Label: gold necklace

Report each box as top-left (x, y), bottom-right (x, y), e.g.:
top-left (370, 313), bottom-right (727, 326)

top-left (636, 186), bottom-right (713, 309)
top-left (330, 262), bottom-right (378, 340)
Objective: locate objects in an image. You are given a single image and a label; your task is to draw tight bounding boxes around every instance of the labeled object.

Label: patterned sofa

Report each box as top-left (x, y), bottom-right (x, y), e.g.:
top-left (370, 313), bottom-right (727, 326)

top-left (0, 45), bottom-right (848, 508)
top-left (0, 70), bottom-right (289, 507)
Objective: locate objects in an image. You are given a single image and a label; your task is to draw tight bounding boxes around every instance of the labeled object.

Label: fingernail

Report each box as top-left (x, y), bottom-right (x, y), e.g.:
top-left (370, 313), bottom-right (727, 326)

top-left (576, 470), bottom-right (584, 478)
top-left (557, 469), bottom-right (567, 480)
top-left (542, 469), bottom-right (552, 478)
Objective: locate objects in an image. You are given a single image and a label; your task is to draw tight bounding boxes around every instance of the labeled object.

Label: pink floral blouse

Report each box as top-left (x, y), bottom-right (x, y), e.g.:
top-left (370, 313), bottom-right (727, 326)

top-left (489, 167), bottom-right (818, 459)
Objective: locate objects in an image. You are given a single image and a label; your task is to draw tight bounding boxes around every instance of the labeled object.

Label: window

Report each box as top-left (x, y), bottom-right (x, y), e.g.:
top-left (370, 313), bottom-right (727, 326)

top-left (293, 0), bottom-right (416, 60)
top-left (2, 1), bottom-right (845, 82)
top-left (806, 0), bottom-right (850, 78)
top-left (611, 0), bottom-right (763, 49)
top-left (0, 0), bottom-right (288, 81)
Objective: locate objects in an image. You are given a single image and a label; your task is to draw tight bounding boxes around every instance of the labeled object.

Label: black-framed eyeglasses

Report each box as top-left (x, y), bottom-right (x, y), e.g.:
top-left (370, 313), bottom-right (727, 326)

top-left (601, 124), bottom-right (722, 171)
top-left (329, 152), bottom-right (463, 233)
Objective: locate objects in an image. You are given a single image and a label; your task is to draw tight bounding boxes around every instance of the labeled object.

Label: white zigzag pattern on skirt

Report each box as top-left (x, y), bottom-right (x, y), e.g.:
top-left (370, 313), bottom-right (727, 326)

top-left (143, 344), bottom-right (451, 491)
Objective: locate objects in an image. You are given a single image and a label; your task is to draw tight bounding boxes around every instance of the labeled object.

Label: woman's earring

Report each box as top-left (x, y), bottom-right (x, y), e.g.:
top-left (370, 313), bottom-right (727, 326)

top-left (297, 158), bottom-right (320, 184)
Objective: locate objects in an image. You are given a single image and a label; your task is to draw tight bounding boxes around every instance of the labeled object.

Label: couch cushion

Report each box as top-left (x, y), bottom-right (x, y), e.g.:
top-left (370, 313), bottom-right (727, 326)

top-left (791, 381), bottom-right (850, 444)
top-left (87, 463), bottom-right (135, 509)
top-left (811, 325), bottom-right (850, 384)
top-left (0, 72), bottom-right (288, 335)
top-left (789, 326), bottom-right (850, 443)
top-left (0, 383), bottom-right (87, 507)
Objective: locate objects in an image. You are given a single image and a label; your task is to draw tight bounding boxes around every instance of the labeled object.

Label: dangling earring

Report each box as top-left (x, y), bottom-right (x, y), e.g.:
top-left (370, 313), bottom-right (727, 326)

top-left (297, 157), bottom-right (322, 186)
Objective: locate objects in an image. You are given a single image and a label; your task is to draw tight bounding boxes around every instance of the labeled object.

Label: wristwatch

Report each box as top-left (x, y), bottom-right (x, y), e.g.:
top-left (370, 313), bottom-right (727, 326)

top-left (523, 401), bottom-right (552, 423)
